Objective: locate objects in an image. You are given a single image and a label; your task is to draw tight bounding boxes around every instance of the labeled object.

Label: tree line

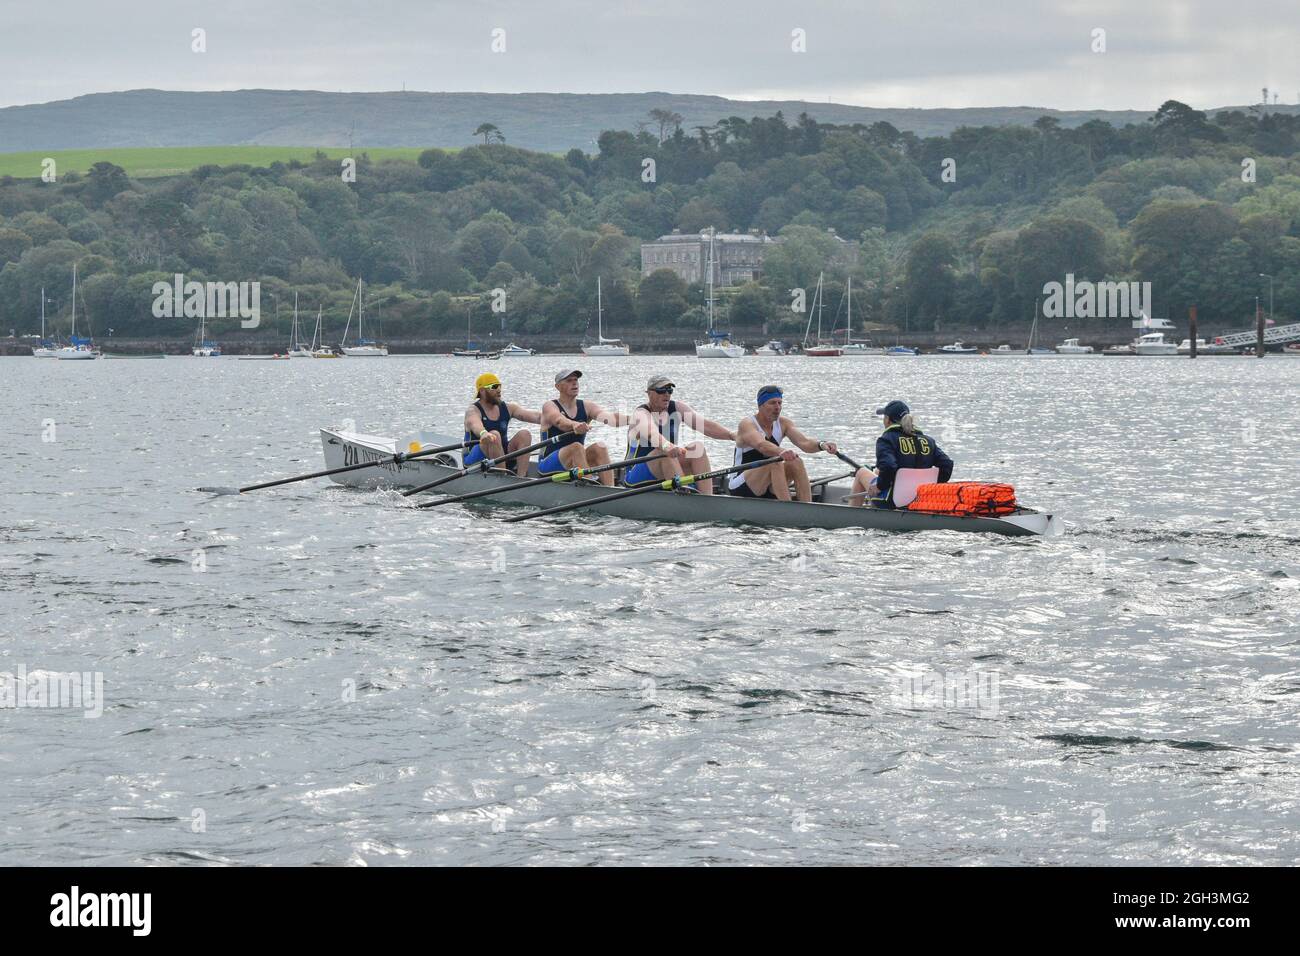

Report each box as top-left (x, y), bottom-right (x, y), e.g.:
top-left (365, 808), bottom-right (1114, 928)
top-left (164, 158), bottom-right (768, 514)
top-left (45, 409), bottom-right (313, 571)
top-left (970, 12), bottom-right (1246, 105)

top-left (0, 100), bottom-right (1296, 340)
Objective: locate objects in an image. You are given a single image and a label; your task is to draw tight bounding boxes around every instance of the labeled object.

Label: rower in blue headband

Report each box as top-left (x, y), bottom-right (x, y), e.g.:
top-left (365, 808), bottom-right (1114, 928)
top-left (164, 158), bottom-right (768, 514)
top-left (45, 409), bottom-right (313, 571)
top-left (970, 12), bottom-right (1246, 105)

top-left (728, 384), bottom-right (839, 501)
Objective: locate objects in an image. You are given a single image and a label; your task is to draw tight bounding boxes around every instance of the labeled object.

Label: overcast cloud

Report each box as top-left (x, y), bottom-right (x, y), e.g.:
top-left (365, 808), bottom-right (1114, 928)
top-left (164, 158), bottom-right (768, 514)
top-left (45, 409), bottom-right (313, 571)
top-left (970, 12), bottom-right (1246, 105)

top-left (1, 0), bottom-right (1296, 111)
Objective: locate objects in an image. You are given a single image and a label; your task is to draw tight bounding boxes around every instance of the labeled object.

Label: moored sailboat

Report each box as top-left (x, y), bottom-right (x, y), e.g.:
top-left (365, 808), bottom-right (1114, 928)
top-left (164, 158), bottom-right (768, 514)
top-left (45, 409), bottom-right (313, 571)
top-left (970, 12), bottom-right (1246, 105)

top-left (582, 277), bottom-right (630, 356)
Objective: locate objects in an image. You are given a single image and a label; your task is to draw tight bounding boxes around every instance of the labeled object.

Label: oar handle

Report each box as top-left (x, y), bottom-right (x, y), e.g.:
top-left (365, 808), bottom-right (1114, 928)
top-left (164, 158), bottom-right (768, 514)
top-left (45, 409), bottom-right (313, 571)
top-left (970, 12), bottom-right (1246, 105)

top-left (238, 439), bottom-right (473, 493)
top-left (834, 450), bottom-right (867, 472)
top-left (504, 455), bottom-right (781, 524)
top-left (420, 452), bottom-right (668, 509)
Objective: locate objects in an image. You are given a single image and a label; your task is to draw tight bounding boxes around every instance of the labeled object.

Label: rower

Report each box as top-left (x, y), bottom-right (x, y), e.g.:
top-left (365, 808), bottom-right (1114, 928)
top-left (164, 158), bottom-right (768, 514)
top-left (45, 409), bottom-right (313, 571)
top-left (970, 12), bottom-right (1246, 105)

top-left (538, 369), bottom-right (632, 486)
top-left (462, 372), bottom-right (543, 478)
top-left (728, 385), bottom-right (837, 501)
top-left (623, 376), bottom-right (736, 494)
top-left (850, 399), bottom-right (954, 508)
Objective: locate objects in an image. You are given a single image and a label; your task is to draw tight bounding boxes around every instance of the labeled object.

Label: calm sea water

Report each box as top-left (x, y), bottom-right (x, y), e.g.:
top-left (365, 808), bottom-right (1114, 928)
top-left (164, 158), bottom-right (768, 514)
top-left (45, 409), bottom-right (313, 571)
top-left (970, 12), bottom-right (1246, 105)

top-left (2, 354), bottom-right (1298, 866)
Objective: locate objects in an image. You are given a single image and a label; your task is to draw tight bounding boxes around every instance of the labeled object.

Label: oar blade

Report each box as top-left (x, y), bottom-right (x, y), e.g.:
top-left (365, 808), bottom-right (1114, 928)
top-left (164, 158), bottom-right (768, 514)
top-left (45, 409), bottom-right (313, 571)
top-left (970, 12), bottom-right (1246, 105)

top-left (197, 486), bottom-right (241, 496)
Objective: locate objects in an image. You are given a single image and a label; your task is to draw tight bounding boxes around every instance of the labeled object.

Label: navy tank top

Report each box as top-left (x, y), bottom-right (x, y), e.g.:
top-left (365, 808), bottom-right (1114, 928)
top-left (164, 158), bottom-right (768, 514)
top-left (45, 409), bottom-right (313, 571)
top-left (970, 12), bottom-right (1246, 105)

top-left (542, 399), bottom-right (588, 449)
top-left (626, 401), bottom-right (679, 460)
top-left (464, 400), bottom-right (510, 446)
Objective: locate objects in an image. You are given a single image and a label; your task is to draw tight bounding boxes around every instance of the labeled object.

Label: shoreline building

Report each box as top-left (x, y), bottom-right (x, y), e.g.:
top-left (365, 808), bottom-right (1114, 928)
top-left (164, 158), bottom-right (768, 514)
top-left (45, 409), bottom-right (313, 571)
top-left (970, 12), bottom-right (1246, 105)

top-left (640, 230), bottom-right (781, 287)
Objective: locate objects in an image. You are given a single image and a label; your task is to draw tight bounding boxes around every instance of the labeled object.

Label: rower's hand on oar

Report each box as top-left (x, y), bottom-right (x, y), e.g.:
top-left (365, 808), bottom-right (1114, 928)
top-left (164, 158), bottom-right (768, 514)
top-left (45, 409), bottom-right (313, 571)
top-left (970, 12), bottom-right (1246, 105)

top-left (666, 444), bottom-right (687, 461)
top-left (573, 422), bottom-right (591, 436)
top-left (818, 440), bottom-right (839, 455)
top-left (779, 450), bottom-right (798, 463)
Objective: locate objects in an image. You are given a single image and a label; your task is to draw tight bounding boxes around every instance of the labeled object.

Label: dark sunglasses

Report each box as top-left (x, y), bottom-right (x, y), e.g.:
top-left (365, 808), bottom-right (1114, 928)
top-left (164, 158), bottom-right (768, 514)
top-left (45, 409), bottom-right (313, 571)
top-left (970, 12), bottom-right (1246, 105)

top-left (486, 384), bottom-right (501, 390)
top-left (651, 386), bottom-right (674, 395)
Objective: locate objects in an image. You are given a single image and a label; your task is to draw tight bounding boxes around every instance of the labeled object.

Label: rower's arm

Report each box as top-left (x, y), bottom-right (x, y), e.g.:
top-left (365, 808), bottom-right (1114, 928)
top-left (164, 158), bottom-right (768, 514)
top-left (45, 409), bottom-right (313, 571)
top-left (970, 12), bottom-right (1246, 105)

top-left (585, 402), bottom-right (629, 427)
top-left (464, 406), bottom-right (486, 439)
top-left (783, 418), bottom-right (829, 454)
top-left (677, 402), bottom-right (736, 442)
top-left (507, 403), bottom-right (543, 426)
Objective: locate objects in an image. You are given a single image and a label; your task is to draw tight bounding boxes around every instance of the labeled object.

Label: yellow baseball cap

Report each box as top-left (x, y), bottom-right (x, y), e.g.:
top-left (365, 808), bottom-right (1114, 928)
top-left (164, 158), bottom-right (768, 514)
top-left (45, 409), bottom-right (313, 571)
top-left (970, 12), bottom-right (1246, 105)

top-left (474, 372), bottom-right (502, 393)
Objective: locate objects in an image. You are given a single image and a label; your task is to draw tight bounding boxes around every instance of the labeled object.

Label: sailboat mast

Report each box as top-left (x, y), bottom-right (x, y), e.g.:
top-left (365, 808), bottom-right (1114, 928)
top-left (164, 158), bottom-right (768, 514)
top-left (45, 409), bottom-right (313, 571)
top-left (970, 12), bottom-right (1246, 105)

top-left (597, 276), bottom-right (603, 340)
top-left (707, 228), bottom-right (715, 330)
top-left (847, 276), bottom-right (852, 344)
top-left (40, 286), bottom-right (45, 339)
top-left (70, 263), bottom-right (77, 337)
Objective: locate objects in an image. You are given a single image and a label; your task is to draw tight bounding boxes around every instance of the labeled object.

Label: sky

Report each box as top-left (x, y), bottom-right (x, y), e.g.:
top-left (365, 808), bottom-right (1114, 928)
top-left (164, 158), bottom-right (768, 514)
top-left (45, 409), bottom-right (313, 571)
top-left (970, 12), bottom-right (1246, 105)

top-left (1, 0), bottom-right (1297, 112)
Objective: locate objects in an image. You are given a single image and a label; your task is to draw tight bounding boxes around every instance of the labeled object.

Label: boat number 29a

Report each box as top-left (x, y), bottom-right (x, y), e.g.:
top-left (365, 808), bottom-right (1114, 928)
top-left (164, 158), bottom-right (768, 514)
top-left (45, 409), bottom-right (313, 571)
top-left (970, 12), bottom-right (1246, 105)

top-left (899, 436), bottom-right (930, 456)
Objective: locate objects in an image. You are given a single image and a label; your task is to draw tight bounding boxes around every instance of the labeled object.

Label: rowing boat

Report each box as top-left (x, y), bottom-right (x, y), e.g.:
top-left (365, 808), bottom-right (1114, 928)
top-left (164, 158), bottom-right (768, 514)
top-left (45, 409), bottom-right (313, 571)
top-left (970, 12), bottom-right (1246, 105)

top-left (320, 429), bottom-right (1063, 537)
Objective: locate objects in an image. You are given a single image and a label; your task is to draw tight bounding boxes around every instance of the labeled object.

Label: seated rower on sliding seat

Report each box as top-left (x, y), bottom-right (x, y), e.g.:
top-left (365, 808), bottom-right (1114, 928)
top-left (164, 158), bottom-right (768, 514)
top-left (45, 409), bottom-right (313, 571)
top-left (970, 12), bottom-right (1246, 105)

top-left (622, 376), bottom-right (736, 494)
top-left (462, 372), bottom-right (543, 477)
top-left (537, 369), bottom-right (633, 486)
top-left (728, 385), bottom-right (838, 502)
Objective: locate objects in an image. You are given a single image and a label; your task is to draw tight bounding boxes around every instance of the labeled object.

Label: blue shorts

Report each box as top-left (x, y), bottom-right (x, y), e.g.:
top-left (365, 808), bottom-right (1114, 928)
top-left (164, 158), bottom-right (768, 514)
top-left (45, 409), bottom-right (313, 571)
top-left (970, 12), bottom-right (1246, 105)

top-left (462, 444), bottom-right (488, 467)
top-left (537, 449), bottom-right (567, 475)
top-left (624, 460), bottom-right (659, 486)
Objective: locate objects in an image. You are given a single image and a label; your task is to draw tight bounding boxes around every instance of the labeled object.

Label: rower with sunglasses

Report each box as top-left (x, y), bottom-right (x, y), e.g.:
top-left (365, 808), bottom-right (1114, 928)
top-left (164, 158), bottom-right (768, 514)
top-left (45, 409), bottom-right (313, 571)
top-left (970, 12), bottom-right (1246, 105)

top-left (462, 372), bottom-right (544, 478)
top-left (729, 385), bottom-right (838, 501)
top-left (622, 376), bottom-right (737, 494)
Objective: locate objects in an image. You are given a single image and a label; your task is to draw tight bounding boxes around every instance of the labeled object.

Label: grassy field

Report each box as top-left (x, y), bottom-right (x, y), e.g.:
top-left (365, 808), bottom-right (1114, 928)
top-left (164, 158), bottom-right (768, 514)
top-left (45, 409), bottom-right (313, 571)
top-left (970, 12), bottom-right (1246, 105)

top-left (0, 146), bottom-right (436, 179)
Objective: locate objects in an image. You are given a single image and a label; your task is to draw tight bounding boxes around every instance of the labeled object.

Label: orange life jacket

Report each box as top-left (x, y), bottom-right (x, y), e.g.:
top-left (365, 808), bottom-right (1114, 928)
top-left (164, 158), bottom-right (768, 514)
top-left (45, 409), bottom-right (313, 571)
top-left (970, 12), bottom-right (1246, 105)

top-left (907, 482), bottom-right (1017, 516)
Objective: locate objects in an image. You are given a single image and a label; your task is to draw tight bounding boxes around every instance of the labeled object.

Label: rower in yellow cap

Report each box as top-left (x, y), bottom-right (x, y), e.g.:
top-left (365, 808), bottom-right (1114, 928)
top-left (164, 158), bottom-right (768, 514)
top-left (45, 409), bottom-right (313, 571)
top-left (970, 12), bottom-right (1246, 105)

top-left (463, 372), bottom-right (544, 477)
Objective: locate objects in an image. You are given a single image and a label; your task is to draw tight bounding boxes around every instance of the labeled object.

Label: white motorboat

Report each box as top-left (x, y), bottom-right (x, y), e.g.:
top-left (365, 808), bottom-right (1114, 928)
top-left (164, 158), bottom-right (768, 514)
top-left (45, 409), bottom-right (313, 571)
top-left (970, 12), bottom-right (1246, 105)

top-left (581, 277), bottom-right (630, 356)
top-left (938, 341), bottom-right (979, 355)
top-left (1055, 337), bottom-right (1093, 354)
top-left (1133, 332), bottom-right (1178, 356)
top-left (754, 340), bottom-right (788, 356)
top-left (500, 343), bottom-right (534, 356)
top-left (885, 346), bottom-right (919, 356)
top-left (340, 279), bottom-right (389, 356)
top-left (1176, 338), bottom-right (1234, 355)
top-left (990, 344), bottom-right (1027, 356)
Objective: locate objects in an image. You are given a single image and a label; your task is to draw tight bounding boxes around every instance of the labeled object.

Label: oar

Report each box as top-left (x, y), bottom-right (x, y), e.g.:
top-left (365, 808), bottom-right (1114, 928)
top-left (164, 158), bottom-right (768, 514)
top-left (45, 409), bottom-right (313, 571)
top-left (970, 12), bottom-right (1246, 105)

top-left (811, 469), bottom-right (856, 489)
top-left (504, 456), bottom-right (783, 524)
top-left (833, 450), bottom-right (867, 471)
top-left (400, 432), bottom-right (564, 498)
top-left (198, 438), bottom-right (474, 496)
top-left (419, 452), bottom-right (670, 509)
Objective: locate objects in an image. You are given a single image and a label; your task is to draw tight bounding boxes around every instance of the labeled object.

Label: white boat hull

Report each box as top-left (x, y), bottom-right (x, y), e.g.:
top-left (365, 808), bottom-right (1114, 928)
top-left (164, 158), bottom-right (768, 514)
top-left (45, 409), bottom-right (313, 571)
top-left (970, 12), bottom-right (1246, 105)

top-left (695, 344), bottom-right (745, 358)
top-left (56, 347), bottom-right (99, 360)
top-left (341, 346), bottom-right (389, 356)
top-left (582, 344), bottom-right (631, 356)
top-left (318, 429), bottom-right (1063, 538)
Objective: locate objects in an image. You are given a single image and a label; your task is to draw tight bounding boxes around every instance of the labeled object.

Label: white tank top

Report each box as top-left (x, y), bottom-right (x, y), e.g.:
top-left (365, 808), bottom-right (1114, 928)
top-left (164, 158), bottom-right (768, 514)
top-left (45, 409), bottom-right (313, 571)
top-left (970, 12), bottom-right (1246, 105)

top-left (729, 415), bottom-right (783, 489)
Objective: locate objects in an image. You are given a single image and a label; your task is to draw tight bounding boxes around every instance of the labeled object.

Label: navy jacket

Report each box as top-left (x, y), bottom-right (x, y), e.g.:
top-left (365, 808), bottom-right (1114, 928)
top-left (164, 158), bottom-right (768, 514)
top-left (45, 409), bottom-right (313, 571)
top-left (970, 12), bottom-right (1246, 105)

top-left (875, 425), bottom-right (954, 508)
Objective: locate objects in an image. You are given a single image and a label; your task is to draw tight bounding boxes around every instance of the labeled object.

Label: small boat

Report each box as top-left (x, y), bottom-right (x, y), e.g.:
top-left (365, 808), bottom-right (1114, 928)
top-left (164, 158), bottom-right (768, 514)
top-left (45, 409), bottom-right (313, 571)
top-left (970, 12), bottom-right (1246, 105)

top-left (840, 279), bottom-right (883, 356)
top-left (885, 346), bottom-right (919, 356)
top-left (582, 277), bottom-right (630, 356)
top-left (992, 300), bottom-right (1053, 356)
top-left (754, 340), bottom-right (788, 356)
top-left (308, 306), bottom-right (340, 357)
top-left (320, 428), bottom-right (1063, 538)
top-left (1102, 344), bottom-right (1135, 356)
top-left (192, 300), bottom-right (220, 356)
top-left (938, 341), bottom-right (979, 355)
top-left (1133, 332), bottom-right (1178, 356)
top-left (339, 279), bottom-right (389, 356)
top-left (695, 231), bottom-right (744, 357)
top-left (802, 273), bottom-right (842, 356)
top-left (1055, 338), bottom-right (1093, 354)
top-left (32, 286), bottom-right (60, 357)
top-left (56, 267), bottom-right (99, 359)
top-left (989, 344), bottom-right (1027, 356)
top-left (1176, 338), bottom-right (1234, 355)
top-left (288, 293), bottom-right (312, 357)
top-left (1283, 343), bottom-right (1300, 355)
top-left (500, 343), bottom-right (534, 357)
